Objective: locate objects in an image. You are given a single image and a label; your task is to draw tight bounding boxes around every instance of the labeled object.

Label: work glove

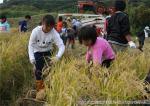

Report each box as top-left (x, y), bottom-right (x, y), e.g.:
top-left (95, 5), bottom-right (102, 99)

top-left (128, 41), bottom-right (136, 48)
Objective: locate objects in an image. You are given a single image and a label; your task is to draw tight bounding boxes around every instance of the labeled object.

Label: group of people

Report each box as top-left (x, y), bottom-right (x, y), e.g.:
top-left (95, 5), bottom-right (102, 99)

top-left (0, 14), bottom-right (31, 33)
top-left (1, 0), bottom-right (150, 100)
top-left (56, 16), bottom-right (82, 49)
top-left (27, 0), bottom-right (136, 99)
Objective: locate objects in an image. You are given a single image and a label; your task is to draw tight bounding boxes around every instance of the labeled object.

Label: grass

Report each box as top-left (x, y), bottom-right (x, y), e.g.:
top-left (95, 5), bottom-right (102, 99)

top-left (0, 31), bottom-right (33, 106)
top-left (45, 44), bottom-right (150, 106)
top-left (0, 29), bottom-right (150, 106)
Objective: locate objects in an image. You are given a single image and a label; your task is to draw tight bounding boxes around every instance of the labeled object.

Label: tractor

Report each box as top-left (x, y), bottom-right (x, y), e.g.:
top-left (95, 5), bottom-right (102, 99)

top-left (77, 0), bottom-right (129, 15)
top-left (77, 0), bottom-right (106, 14)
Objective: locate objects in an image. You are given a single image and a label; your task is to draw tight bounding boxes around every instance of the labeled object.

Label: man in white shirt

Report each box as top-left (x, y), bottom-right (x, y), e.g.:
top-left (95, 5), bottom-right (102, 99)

top-left (28, 15), bottom-right (65, 93)
top-left (144, 26), bottom-right (150, 38)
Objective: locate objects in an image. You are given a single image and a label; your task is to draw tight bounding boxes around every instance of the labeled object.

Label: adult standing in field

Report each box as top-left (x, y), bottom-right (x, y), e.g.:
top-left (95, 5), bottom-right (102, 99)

top-left (28, 15), bottom-right (65, 99)
top-left (107, 0), bottom-right (136, 53)
top-left (0, 15), bottom-right (10, 32)
top-left (19, 15), bottom-right (31, 32)
top-left (136, 26), bottom-right (150, 52)
top-left (56, 16), bottom-right (63, 33)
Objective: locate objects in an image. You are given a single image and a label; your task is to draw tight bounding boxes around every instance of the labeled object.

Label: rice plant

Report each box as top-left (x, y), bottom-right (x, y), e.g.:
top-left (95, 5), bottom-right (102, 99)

top-left (0, 31), bottom-right (150, 106)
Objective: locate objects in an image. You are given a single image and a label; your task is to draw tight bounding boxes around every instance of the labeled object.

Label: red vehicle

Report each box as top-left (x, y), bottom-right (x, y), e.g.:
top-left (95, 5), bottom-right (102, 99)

top-left (77, 0), bottom-right (106, 14)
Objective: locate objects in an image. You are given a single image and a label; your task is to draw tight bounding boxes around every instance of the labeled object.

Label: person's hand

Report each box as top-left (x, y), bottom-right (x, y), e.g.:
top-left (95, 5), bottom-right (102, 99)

top-left (30, 59), bottom-right (36, 65)
top-left (128, 41), bottom-right (136, 48)
top-left (33, 64), bottom-right (36, 71)
top-left (51, 56), bottom-right (59, 64)
top-left (136, 37), bottom-right (138, 40)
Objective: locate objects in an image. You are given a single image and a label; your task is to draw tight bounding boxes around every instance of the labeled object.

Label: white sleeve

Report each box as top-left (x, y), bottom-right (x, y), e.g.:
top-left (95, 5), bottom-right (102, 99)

top-left (53, 30), bottom-right (65, 59)
top-left (28, 29), bottom-right (37, 63)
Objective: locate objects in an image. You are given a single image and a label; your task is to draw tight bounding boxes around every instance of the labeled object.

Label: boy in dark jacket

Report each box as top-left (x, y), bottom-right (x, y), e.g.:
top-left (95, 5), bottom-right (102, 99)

top-left (19, 15), bottom-right (31, 32)
top-left (107, 0), bottom-right (136, 53)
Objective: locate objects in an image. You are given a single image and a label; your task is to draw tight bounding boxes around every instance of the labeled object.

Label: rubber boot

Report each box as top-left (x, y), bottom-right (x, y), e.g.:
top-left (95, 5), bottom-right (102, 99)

top-left (36, 80), bottom-right (44, 92)
top-left (36, 80), bottom-right (45, 101)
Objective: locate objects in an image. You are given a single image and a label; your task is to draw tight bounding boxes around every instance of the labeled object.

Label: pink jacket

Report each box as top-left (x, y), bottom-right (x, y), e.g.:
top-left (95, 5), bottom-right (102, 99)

top-left (86, 37), bottom-right (115, 64)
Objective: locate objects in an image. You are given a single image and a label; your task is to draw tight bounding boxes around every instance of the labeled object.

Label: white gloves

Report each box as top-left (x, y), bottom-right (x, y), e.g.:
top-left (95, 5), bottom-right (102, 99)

top-left (128, 41), bottom-right (136, 48)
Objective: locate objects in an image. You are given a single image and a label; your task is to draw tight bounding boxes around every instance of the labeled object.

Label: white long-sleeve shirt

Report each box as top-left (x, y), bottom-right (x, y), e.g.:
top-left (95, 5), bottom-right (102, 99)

top-left (28, 26), bottom-right (65, 63)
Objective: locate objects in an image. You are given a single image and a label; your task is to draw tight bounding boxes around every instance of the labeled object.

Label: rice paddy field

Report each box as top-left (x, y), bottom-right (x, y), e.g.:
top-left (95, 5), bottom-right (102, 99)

top-left (0, 28), bottom-right (150, 106)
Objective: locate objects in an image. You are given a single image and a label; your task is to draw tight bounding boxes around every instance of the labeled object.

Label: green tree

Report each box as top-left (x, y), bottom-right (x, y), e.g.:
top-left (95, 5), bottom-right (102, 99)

top-left (128, 4), bottom-right (150, 34)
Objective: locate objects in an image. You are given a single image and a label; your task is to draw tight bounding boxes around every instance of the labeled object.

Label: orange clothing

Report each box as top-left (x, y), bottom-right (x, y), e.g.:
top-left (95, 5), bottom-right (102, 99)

top-left (56, 21), bottom-right (63, 33)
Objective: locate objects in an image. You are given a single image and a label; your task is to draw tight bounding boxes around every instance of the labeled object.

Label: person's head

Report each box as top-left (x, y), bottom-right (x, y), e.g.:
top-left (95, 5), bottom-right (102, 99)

top-left (25, 15), bottom-right (31, 21)
top-left (62, 21), bottom-right (67, 28)
top-left (108, 7), bottom-right (115, 15)
top-left (0, 15), bottom-right (7, 23)
top-left (58, 16), bottom-right (63, 22)
top-left (78, 26), bottom-right (97, 46)
top-left (67, 17), bottom-right (71, 22)
top-left (39, 21), bottom-right (42, 25)
top-left (114, 0), bottom-right (126, 12)
top-left (42, 15), bottom-right (55, 33)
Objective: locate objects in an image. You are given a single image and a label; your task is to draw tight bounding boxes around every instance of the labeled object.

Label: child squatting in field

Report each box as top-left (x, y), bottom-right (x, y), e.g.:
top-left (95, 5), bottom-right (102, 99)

top-left (28, 15), bottom-right (65, 97)
top-left (78, 26), bottom-right (115, 68)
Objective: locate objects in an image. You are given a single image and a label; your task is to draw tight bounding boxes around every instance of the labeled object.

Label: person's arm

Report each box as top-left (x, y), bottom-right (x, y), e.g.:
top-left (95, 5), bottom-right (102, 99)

top-left (86, 48), bottom-right (91, 63)
top-left (92, 47), bottom-right (103, 65)
top-left (125, 34), bottom-right (132, 42)
top-left (18, 21), bottom-right (22, 32)
top-left (6, 23), bottom-right (10, 32)
top-left (125, 35), bottom-right (137, 48)
top-left (120, 15), bottom-right (131, 42)
top-left (28, 29), bottom-right (37, 64)
top-left (121, 16), bottom-right (136, 48)
top-left (53, 29), bottom-right (65, 59)
top-left (104, 19), bottom-right (107, 34)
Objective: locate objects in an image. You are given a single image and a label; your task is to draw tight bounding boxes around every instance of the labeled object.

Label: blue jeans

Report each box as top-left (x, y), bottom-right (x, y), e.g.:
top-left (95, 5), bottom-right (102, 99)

top-left (34, 51), bottom-right (51, 80)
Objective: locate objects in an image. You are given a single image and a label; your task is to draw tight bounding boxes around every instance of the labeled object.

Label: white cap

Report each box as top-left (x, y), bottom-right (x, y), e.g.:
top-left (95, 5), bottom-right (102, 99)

top-left (145, 26), bottom-right (150, 31)
top-left (67, 17), bottom-right (71, 20)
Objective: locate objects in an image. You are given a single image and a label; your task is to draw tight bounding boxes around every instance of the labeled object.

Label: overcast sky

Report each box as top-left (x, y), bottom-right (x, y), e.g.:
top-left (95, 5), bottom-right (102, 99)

top-left (0, 0), bottom-right (3, 4)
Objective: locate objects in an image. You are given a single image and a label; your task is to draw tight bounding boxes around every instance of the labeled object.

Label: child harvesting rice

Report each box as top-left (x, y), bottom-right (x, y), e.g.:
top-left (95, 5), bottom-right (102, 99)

top-left (28, 15), bottom-right (65, 99)
top-left (78, 26), bottom-right (115, 68)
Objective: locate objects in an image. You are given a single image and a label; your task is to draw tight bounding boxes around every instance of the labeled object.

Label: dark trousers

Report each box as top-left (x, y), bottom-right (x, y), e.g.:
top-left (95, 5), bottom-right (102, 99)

top-left (138, 36), bottom-right (145, 49)
top-left (102, 59), bottom-right (113, 68)
top-left (145, 69), bottom-right (150, 84)
top-left (34, 51), bottom-right (51, 80)
top-left (61, 36), bottom-right (68, 45)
